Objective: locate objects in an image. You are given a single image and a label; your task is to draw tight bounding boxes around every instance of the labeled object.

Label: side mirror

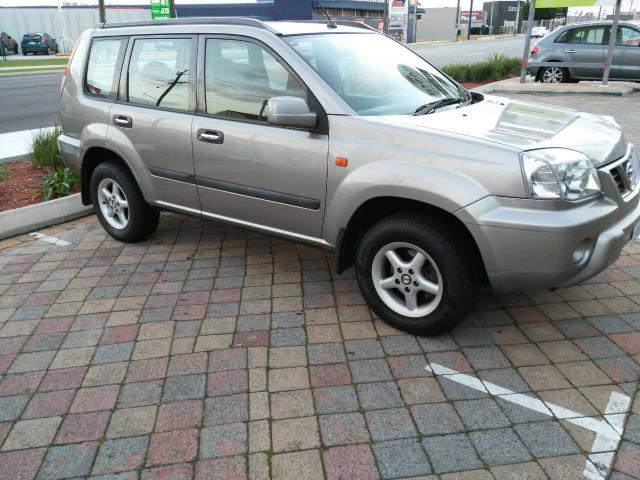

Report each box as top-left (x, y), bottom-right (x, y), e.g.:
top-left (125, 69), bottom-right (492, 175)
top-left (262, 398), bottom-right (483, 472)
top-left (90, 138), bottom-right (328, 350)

top-left (266, 96), bottom-right (317, 130)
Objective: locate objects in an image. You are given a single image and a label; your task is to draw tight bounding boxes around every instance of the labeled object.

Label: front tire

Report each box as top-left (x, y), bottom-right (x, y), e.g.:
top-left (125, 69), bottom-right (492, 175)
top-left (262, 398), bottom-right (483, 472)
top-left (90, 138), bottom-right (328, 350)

top-left (355, 214), bottom-right (478, 336)
top-left (90, 162), bottom-right (159, 243)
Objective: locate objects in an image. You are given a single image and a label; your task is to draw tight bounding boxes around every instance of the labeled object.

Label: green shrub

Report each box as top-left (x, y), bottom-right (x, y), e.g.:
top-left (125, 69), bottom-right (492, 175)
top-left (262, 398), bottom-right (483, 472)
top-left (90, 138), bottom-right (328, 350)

top-left (442, 55), bottom-right (521, 84)
top-left (0, 163), bottom-right (6, 182)
top-left (31, 125), bottom-right (63, 169)
top-left (41, 167), bottom-right (79, 201)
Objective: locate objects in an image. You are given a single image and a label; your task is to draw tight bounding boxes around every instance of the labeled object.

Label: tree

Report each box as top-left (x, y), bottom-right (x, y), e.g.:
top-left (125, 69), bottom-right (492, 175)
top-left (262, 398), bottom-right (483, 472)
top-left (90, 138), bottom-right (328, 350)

top-left (520, 1), bottom-right (567, 21)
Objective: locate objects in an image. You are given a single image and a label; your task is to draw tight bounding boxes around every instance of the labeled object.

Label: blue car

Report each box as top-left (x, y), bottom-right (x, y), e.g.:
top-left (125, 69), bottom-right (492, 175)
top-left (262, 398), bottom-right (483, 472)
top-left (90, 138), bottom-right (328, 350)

top-left (21, 33), bottom-right (58, 55)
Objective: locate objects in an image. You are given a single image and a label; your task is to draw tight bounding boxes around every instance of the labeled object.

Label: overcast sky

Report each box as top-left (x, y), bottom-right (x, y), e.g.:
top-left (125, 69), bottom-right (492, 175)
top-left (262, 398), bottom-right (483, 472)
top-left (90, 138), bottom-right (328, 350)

top-left (0, 0), bottom-right (631, 18)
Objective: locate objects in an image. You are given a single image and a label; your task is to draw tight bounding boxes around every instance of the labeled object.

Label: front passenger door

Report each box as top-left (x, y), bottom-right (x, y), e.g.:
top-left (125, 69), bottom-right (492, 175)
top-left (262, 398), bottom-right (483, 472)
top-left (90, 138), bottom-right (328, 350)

top-left (563, 26), bottom-right (606, 79)
top-left (611, 26), bottom-right (640, 80)
top-left (192, 37), bottom-right (329, 239)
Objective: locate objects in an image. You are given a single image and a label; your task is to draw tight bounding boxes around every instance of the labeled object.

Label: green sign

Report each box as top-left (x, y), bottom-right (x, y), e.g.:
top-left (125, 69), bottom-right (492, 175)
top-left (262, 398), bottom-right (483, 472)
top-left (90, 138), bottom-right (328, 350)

top-left (536, 0), bottom-right (614, 7)
top-left (151, 0), bottom-right (171, 19)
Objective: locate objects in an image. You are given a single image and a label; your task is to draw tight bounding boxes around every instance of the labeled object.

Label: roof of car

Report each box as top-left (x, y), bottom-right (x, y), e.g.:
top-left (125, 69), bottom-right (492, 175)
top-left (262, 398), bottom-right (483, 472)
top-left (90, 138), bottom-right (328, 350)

top-left (99, 17), bottom-right (376, 35)
top-left (558, 19), bottom-right (640, 28)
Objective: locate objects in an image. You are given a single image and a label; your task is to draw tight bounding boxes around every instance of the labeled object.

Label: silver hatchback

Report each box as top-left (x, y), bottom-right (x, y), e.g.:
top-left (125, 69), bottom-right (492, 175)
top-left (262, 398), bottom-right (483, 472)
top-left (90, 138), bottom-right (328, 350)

top-left (59, 18), bottom-right (640, 335)
top-left (528, 20), bottom-right (640, 83)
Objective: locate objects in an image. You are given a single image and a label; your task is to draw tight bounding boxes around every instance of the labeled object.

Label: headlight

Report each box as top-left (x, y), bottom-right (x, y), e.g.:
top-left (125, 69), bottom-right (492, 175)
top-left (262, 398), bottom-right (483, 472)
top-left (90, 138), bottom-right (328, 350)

top-left (520, 148), bottom-right (601, 200)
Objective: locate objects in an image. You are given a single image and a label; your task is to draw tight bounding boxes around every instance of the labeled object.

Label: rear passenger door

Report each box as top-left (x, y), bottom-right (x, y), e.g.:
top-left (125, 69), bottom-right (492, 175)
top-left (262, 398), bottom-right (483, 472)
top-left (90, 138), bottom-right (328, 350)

top-left (561, 26), bottom-right (606, 79)
top-left (108, 35), bottom-right (201, 212)
top-left (191, 36), bottom-right (329, 239)
top-left (611, 26), bottom-right (640, 80)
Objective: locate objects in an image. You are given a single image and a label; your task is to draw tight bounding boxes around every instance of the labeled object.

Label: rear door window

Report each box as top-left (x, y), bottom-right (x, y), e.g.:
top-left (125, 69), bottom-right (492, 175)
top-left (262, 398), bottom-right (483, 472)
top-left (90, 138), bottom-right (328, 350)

top-left (85, 38), bottom-right (127, 100)
top-left (127, 37), bottom-right (193, 111)
top-left (617, 27), bottom-right (640, 46)
top-left (563, 27), bottom-right (605, 45)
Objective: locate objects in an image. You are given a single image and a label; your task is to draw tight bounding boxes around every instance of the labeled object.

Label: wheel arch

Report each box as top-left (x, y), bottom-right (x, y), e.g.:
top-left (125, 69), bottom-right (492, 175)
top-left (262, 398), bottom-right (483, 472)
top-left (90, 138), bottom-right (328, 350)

top-left (335, 196), bottom-right (488, 285)
top-left (80, 147), bottom-right (140, 206)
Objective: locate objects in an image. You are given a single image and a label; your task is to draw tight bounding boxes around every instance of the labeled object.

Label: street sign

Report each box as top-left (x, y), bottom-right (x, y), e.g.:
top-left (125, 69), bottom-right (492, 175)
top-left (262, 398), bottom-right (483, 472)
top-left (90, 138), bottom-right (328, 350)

top-left (151, 0), bottom-right (171, 20)
top-left (387, 0), bottom-right (410, 43)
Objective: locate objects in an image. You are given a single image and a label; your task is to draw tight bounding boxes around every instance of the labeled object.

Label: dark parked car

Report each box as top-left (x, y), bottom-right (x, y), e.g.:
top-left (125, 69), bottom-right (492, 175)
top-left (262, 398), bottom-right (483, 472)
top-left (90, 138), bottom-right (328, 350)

top-left (21, 33), bottom-right (59, 55)
top-left (1, 31), bottom-right (18, 54)
top-left (528, 20), bottom-right (640, 83)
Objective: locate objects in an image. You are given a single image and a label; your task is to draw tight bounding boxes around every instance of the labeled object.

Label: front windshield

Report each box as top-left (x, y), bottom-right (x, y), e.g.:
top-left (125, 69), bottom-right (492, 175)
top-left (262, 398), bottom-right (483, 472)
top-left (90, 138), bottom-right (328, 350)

top-left (284, 33), bottom-right (469, 116)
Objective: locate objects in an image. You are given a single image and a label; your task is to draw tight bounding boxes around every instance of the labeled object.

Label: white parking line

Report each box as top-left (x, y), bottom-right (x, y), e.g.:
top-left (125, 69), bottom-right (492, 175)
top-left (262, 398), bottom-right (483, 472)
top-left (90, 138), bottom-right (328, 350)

top-left (425, 362), bottom-right (631, 479)
top-left (30, 232), bottom-right (71, 246)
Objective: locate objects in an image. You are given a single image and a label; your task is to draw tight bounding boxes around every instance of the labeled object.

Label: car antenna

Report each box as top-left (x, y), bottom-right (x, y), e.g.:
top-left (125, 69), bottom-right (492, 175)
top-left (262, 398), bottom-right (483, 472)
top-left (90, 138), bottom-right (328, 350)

top-left (321, 5), bottom-right (338, 28)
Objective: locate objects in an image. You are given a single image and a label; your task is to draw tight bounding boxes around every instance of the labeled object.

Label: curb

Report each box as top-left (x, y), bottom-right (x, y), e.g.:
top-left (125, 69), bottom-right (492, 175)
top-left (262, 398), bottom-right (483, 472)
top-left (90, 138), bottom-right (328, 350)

top-left (0, 69), bottom-right (64, 78)
top-left (475, 78), bottom-right (636, 96)
top-left (0, 193), bottom-right (93, 240)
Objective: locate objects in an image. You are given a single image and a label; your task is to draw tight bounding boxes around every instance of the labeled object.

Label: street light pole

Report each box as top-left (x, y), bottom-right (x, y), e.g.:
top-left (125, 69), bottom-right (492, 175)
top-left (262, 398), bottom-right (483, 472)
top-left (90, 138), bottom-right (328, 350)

top-left (455, 0), bottom-right (461, 41)
top-left (489, 1), bottom-right (495, 35)
top-left (98, 0), bottom-right (106, 23)
top-left (169, 0), bottom-right (177, 18)
top-left (514, 0), bottom-right (521, 35)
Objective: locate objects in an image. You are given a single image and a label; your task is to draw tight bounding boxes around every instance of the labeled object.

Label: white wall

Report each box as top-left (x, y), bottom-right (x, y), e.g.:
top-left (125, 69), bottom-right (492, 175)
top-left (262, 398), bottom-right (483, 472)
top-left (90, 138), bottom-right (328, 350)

top-left (0, 7), bottom-right (150, 52)
top-left (416, 8), bottom-right (458, 43)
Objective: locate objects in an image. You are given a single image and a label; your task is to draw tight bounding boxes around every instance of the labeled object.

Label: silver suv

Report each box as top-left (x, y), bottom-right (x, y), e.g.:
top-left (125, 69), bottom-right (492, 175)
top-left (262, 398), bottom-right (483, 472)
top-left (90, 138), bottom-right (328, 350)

top-left (59, 17), bottom-right (640, 335)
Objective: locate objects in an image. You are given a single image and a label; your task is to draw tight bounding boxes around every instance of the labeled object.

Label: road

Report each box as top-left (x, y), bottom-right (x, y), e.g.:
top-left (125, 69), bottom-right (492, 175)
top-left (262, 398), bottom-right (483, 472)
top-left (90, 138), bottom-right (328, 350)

top-left (0, 72), bottom-right (62, 134)
top-left (409, 35), bottom-right (526, 67)
top-left (0, 37), bottom-right (526, 134)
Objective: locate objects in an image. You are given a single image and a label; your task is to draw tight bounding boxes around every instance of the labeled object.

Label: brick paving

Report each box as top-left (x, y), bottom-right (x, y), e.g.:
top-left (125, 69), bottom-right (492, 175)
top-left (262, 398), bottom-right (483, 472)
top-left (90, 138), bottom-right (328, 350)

top-left (0, 92), bottom-right (639, 479)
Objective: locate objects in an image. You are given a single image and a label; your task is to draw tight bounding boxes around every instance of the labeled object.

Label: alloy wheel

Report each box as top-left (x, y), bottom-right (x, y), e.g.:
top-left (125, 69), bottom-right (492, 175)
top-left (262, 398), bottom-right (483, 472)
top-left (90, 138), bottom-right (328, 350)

top-left (97, 178), bottom-right (129, 230)
top-left (371, 241), bottom-right (443, 318)
top-left (542, 67), bottom-right (564, 83)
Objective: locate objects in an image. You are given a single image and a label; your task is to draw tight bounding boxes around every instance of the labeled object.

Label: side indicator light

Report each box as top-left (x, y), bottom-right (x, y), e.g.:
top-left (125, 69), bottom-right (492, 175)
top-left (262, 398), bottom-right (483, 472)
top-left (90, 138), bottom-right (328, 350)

top-left (335, 157), bottom-right (348, 167)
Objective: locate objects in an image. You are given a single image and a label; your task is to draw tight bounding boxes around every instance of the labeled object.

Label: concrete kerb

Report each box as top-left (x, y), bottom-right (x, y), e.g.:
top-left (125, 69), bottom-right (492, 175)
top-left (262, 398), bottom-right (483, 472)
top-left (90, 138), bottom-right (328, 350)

top-left (0, 127), bottom-right (54, 164)
top-left (476, 77), bottom-right (637, 96)
top-left (0, 193), bottom-right (93, 240)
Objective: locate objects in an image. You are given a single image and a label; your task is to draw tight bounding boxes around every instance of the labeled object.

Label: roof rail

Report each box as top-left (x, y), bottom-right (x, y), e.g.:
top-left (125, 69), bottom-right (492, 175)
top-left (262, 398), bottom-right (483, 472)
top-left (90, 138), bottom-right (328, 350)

top-left (292, 19), bottom-right (378, 32)
top-left (99, 16), bottom-right (277, 33)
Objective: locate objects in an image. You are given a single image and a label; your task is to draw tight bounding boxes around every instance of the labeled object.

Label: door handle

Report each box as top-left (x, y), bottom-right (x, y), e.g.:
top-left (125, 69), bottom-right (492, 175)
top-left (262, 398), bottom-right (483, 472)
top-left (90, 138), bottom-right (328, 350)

top-left (197, 129), bottom-right (224, 144)
top-left (564, 49), bottom-right (576, 53)
top-left (113, 115), bottom-right (132, 128)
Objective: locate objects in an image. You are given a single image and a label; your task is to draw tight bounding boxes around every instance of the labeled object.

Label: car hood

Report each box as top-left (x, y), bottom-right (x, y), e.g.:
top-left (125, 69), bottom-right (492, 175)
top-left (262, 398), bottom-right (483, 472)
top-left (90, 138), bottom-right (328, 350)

top-left (385, 95), bottom-right (627, 166)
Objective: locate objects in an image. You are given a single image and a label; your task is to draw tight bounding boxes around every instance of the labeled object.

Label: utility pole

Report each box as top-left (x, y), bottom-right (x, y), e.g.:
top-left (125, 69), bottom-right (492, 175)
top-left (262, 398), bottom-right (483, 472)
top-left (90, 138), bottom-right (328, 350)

top-left (383, 0), bottom-right (390, 33)
top-left (169, 0), bottom-right (177, 18)
top-left (520, 0), bottom-right (536, 83)
top-left (602, 0), bottom-right (622, 85)
top-left (455, 0), bottom-right (461, 40)
top-left (514, 0), bottom-right (521, 34)
top-left (489, 1), bottom-right (495, 35)
top-left (467, 0), bottom-right (474, 40)
top-left (98, 0), bottom-right (106, 23)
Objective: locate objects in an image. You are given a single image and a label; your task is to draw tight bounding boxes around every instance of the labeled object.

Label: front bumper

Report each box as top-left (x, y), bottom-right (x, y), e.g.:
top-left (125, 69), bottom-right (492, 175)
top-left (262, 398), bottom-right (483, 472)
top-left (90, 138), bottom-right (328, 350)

top-left (456, 145), bottom-right (640, 293)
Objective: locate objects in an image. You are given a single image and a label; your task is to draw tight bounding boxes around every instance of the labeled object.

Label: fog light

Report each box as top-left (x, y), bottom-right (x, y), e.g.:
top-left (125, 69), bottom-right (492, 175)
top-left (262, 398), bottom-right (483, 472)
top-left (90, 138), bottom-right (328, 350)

top-left (571, 239), bottom-right (593, 264)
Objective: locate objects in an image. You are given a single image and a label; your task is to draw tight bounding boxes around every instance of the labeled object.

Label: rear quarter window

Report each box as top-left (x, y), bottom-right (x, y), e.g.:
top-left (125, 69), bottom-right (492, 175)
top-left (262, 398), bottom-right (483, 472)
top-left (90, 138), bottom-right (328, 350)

top-left (85, 38), bottom-right (127, 100)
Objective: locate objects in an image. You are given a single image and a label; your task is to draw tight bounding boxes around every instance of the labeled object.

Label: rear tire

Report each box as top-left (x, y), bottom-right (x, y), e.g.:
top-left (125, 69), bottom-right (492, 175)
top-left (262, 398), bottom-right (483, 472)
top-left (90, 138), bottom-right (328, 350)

top-left (355, 214), bottom-right (479, 336)
top-left (540, 65), bottom-right (569, 83)
top-left (90, 162), bottom-right (159, 243)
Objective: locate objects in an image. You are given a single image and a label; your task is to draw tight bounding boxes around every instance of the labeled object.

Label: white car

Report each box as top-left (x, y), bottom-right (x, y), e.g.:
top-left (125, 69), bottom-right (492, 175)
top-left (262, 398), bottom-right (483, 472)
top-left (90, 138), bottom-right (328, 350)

top-left (531, 26), bottom-right (550, 38)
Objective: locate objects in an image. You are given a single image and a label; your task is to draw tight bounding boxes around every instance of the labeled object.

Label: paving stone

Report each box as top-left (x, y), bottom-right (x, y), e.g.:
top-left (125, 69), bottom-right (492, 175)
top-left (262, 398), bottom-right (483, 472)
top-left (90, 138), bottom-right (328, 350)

top-left (270, 389), bottom-right (315, 419)
top-left (356, 381), bottom-right (404, 410)
top-left (514, 421), bottom-right (580, 457)
top-left (55, 411), bottom-right (110, 443)
top-left (93, 343), bottom-right (134, 364)
top-left (270, 327), bottom-right (306, 347)
top-left (411, 402), bottom-right (464, 435)
top-left (323, 444), bottom-right (379, 480)
top-left (37, 441), bottom-right (98, 479)
top-left (2, 416), bottom-right (61, 450)
top-left (141, 463), bottom-right (193, 480)
top-left (272, 450), bottom-right (324, 480)
top-left (490, 462), bottom-right (548, 480)
top-left (0, 394), bottom-right (30, 421)
top-left (469, 427), bottom-right (532, 465)
top-left (207, 369), bottom-right (248, 397)
top-left (349, 358), bottom-right (393, 383)
top-left (146, 429), bottom-right (198, 466)
top-left (204, 393), bottom-right (248, 426)
top-left (614, 441), bottom-right (640, 478)
top-left (268, 367), bottom-right (309, 392)
top-left (92, 436), bottom-right (149, 475)
top-left (310, 362), bottom-right (351, 387)
top-left (344, 339), bottom-right (385, 360)
top-left (162, 374), bottom-right (206, 402)
top-left (380, 335), bottom-right (422, 355)
top-left (199, 423), bottom-right (247, 459)
top-left (83, 362), bottom-right (128, 387)
top-left (398, 377), bottom-right (445, 404)
top-left (8, 351), bottom-right (55, 373)
top-left (454, 398), bottom-right (511, 430)
top-left (372, 438), bottom-right (432, 479)
top-left (307, 342), bottom-right (345, 365)
top-left (107, 406), bottom-right (156, 438)
top-left (155, 399), bottom-right (203, 432)
top-left (208, 348), bottom-right (247, 372)
top-left (313, 385), bottom-right (360, 414)
top-left (319, 412), bottom-right (369, 446)
top-left (71, 385), bottom-right (119, 413)
top-left (0, 448), bottom-right (46, 480)
top-left (365, 407), bottom-right (417, 441)
top-left (496, 394), bottom-right (552, 424)
top-left (422, 433), bottom-right (482, 474)
top-left (118, 380), bottom-right (163, 408)
top-left (272, 416), bottom-right (320, 452)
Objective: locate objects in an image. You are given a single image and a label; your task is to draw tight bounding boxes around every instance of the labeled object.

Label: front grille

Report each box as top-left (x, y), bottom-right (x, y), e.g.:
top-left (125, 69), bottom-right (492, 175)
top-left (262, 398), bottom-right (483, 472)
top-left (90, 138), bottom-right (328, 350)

top-left (604, 147), bottom-right (639, 197)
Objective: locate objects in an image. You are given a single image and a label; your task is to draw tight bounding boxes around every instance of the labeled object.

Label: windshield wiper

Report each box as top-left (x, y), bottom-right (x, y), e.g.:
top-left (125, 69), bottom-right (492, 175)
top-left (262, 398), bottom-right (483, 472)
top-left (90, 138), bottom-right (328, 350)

top-left (413, 97), bottom-right (466, 116)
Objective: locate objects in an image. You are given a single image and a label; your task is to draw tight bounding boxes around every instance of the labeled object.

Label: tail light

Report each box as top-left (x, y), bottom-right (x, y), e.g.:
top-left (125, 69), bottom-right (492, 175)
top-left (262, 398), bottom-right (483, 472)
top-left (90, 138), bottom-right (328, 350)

top-left (61, 36), bottom-right (80, 96)
top-left (530, 46), bottom-right (539, 56)
top-left (40, 36), bottom-right (45, 44)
